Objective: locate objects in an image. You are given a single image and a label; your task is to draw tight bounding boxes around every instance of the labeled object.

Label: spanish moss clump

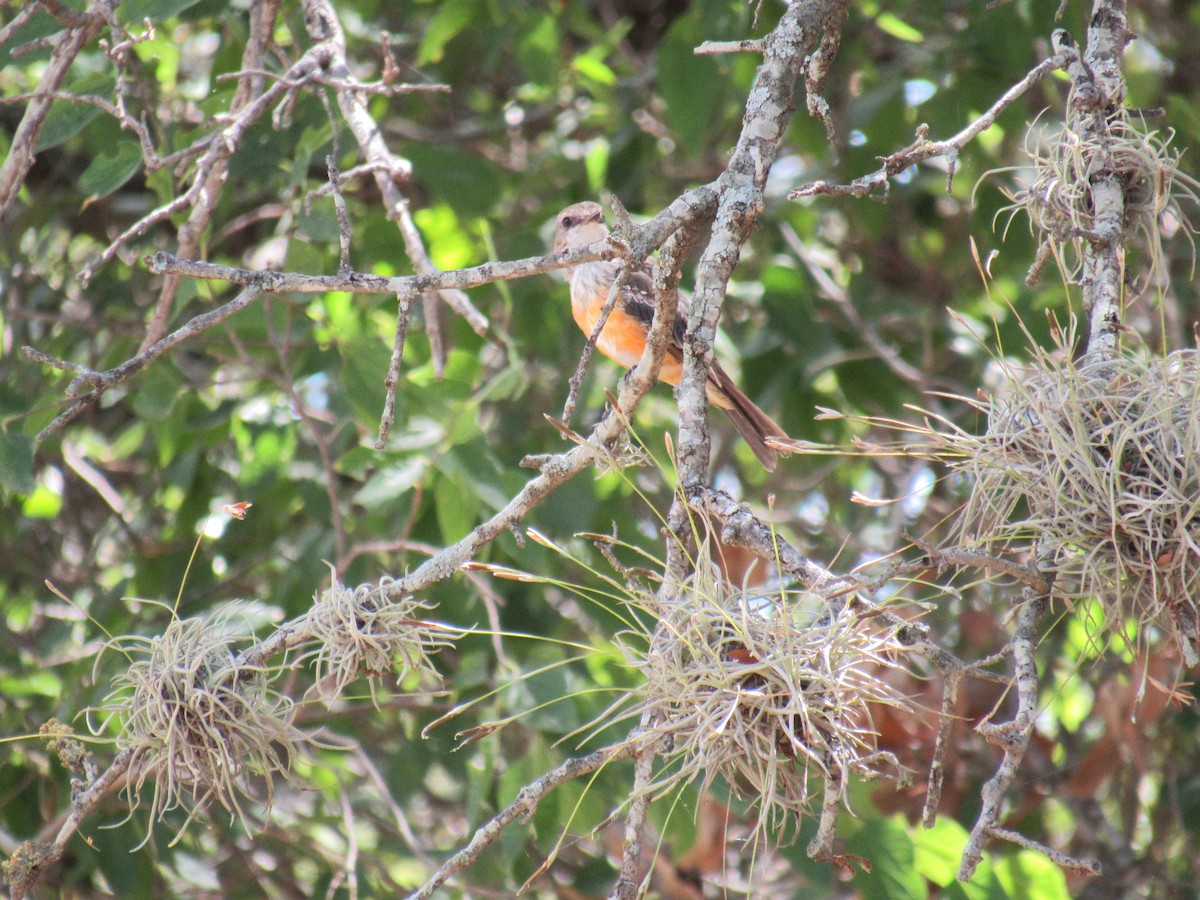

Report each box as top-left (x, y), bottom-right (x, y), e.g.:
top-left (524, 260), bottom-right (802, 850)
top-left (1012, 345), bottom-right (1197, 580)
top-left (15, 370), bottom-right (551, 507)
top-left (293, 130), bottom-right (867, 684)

top-left (304, 573), bottom-right (451, 704)
top-left (95, 603), bottom-right (303, 843)
top-left (626, 564), bottom-right (911, 844)
top-left (955, 350), bottom-right (1200, 663)
top-left (995, 113), bottom-right (1198, 285)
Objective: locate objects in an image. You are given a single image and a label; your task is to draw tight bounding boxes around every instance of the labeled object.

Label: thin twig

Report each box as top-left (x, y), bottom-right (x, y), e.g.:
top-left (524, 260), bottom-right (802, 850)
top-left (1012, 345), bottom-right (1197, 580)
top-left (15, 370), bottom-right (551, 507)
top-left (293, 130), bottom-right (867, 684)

top-left (610, 715), bottom-right (657, 899)
top-left (989, 827), bottom-right (1102, 875)
top-left (694, 39), bottom-right (765, 54)
top-left (25, 286), bottom-right (264, 441)
top-left (791, 50), bottom-right (1068, 200)
top-left (407, 740), bottom-right (639, 899)
top-left (563, 264), bottom-right (630, 427)
top-left (128, 0), bottom-right (278, 346)
top-left (958, 589), bottom-right (1051, 879)
top-left (216, 67), bottom-right (450, 95)
top-left (0, 0), bottom-right (116, 220)
top-left (143, 240), bottom-right (613, 300)
top-left (327, 155), bottom-right (353, 273)
top-left (377, 297), bottom-right (413, 448)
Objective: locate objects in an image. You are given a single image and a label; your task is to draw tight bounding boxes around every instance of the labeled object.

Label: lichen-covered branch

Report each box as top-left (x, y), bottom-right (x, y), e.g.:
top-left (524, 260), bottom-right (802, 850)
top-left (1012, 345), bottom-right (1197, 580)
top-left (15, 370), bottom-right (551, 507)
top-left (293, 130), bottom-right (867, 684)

top-left (1051, 4), bottom-right (1131, 363)
top-left (955, 591), bottom-right (1106, 879)
top-left (610, 715), bottom-right (658, 900)
top-left (675, 0), bottom-right (832, 486)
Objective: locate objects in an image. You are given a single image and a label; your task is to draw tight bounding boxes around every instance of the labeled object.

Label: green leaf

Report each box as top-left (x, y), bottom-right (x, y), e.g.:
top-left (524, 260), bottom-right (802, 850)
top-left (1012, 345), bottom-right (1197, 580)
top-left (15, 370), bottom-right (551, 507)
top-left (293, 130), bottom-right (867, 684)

top-left (356, 457), bottom-right (429, 509)
top-left (78, 140), bottom-right (143, 200)
top-left (131, 371), bottom-right (180, 421)
top-left (417, 0), bottom-right (476, 65)
top-left (296, 205), bottom-right (340, 242)
top-left (0, 670), bottom-right (61, 697)
top-left (585, 141), bottom-right (609, 195)
top-left (90, 814), bottom-right (159, 895)
top-left (434, 469), bottom-right (477, 543)
top-left (338, 336), bottom-right (392, 429)
top-left (517, 13), bottom-right (559, 85)
top-left (875, 12), bottom-right (924, 42)
top-left (474, 364), bottom-right (529, 403)
top-left (956, 861), bottom-right (1010, 900)
top-left (119, 0), bottom-right (206, 23)
top-left (993, 849), bottom-right (1070, 900)
top-left (914, 818), bottom-right (970, 886)
top-left (657, 15), bottom-right (726, 156)
top-left (22, 482), bottom-right (62, 518)
top-left (0, 430), bottom-right (35, 494)
top-left (572, 53), bottom-right (616, 87)
top-left (405, 147), bottom-right (502, 218)
top-left (35, 72), bottom-right (114, 151)
top-left (843, 815), bottom-right (926, 900)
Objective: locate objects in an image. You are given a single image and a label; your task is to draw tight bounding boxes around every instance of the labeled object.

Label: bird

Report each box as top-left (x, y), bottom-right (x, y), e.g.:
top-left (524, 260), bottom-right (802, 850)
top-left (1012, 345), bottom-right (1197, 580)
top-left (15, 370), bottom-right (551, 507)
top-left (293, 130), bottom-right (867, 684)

top-left (553, 201), bottom-right (784, 470)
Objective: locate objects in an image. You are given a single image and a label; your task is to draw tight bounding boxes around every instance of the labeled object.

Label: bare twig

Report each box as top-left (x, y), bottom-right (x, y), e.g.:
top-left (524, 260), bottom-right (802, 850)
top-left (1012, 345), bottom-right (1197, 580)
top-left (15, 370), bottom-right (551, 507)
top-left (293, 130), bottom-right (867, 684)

top-left (676, 0), bottom-right (828, 486)
top-left (130, 0), bottom-right (278, 347)
top-left (989, 826), bottom-right (1102, 875)
top-left (327, 155), bottom-right (353, 273)
top-left (563, 263), bottom-right (631, 427)
top-left (807, 751), bottom-right (848, 863)
top-left (377, 297), bottom-right (414, 448)
top-left (407, 740), bottom-right (639, 899)
top-left (143, 237), bottom-right (612, 298)
top-left (24, 286), bottom-right (264, 441)
top-left (687, 485), bottom-right (841, 590)
top-left (22, 225), bottom-right (700, 445)
top-left (0, 0), bottom-right (116, 220)
top-left (922, 667), bottom-right (964, 827)
top-left (803, 0), bottom-right (849, 145)
top-left (0, 3), bottom-right (45, 50)
top-left (694, 39), bottom-right (765, 54)
top-left (610, 715), bottom-right (658, 900)
top-left (300, 0), bottom-right (487, 371)
top-left (217, 67), bottom-right (449, 96)
top-left (791, 50), bottom-right (1068, 200)
top-left (957, 592), bottom-right (1062, 878)
top-left (3, 747), bottom-right (132, 900)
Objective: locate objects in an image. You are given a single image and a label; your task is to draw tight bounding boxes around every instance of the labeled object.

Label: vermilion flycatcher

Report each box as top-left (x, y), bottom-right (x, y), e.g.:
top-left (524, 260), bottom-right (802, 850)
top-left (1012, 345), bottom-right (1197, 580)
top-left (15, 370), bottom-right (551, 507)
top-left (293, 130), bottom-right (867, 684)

top-left (553, 201), bottom-right (784, 470)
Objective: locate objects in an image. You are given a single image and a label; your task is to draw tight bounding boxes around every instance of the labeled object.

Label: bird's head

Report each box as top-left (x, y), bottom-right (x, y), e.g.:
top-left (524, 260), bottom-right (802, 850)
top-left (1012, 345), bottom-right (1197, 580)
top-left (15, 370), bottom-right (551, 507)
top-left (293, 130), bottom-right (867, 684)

top-left (552, 201), bottom-right (608, 254)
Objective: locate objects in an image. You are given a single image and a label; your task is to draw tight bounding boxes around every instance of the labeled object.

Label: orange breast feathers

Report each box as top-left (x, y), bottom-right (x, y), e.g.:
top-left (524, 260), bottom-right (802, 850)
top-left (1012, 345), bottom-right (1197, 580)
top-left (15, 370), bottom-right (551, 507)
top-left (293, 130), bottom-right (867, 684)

top-left (566, 260), bottom-right (687, 387)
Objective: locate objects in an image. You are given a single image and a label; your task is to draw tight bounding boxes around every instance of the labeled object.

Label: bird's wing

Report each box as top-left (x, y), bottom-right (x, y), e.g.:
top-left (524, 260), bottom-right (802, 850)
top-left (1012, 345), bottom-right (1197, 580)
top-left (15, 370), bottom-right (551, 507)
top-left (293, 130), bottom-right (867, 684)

top-left (617, 266), bottom-right (688, 353)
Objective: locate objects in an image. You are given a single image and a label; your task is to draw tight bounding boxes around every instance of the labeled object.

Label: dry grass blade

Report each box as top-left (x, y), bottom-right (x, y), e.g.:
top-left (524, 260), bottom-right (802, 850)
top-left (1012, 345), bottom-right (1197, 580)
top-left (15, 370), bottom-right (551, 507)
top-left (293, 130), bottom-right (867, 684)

top-left (303, 571), bottom-right (454, 704)
top-left (989, 111), bottom-right (1199, 286)
top-left (610, 561), bottom-right (913, 847)
top-left (93, 603), bottom-right (306, 845)
top-left (948, 349), bottom-right (1200, 663)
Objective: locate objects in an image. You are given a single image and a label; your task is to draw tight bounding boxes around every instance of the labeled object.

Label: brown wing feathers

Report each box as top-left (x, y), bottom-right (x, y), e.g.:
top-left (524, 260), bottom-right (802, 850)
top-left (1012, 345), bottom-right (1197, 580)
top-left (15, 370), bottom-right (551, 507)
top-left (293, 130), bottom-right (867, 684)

top-left (708, 362), bottom-right (782, 471)
top-left (618, 272), bottom-right (783, 470)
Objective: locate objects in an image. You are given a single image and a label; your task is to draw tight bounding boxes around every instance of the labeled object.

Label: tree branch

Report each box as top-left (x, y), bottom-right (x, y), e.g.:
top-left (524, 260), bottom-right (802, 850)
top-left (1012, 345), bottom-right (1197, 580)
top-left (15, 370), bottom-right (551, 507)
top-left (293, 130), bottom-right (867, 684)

top-left (1051, 8), bottom-right (1131, 364)
top-left (407, 740), bottom-right (639, 899)
top-left (792, 50), bottom-right (1068, 200)
top-left (0, 0), bottom-right (116, 220)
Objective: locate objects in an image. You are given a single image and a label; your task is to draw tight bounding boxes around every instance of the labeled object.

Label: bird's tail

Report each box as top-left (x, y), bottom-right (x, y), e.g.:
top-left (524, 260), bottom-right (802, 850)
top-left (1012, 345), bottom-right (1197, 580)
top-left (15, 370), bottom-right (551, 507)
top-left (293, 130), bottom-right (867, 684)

top-left (708, 362), bottom-right (785, 471)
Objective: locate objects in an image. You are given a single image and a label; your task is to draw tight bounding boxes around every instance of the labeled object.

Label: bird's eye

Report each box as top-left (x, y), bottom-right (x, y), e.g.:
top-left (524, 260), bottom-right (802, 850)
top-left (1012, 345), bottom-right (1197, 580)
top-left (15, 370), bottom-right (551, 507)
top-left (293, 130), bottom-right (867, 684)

top-left (561, 216), bottom-right (574, 228)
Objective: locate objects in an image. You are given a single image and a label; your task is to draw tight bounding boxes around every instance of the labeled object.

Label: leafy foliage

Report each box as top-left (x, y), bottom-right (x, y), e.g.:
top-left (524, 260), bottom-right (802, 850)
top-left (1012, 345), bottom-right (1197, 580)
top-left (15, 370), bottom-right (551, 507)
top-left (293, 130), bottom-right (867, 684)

top-left (2, 0), bottom-right (1199, 897)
